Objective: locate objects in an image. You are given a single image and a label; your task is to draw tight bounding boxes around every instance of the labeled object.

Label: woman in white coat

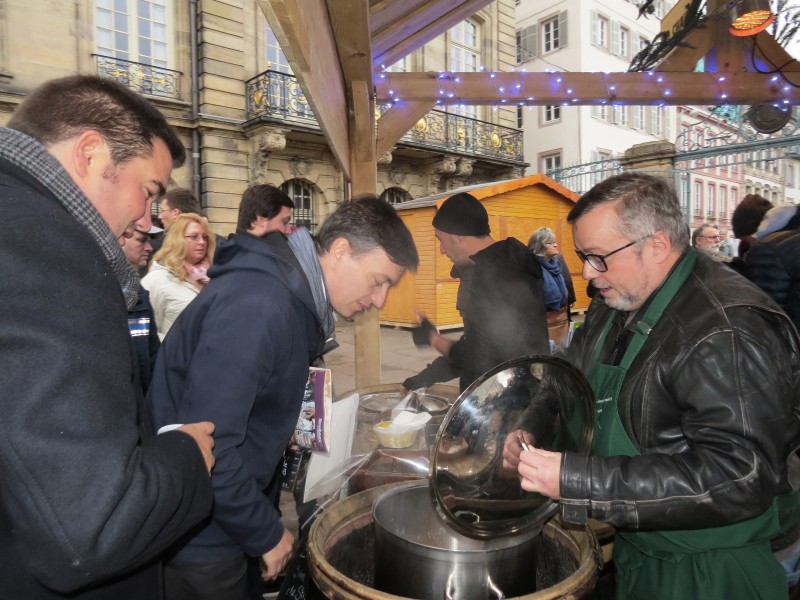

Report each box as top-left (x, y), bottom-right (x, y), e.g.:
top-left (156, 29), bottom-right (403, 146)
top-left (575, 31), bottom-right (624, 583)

top-left (142, 213), bottom-right (216, 340)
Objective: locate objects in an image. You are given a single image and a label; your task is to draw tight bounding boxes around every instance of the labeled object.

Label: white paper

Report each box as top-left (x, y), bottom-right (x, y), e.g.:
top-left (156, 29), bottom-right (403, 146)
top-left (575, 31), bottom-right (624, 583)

top-left (303, 392), bottom-right (360, 503)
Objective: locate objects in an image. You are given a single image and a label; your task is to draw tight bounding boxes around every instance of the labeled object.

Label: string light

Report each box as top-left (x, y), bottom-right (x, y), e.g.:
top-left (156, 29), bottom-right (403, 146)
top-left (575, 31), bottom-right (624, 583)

top-left (376, 70), bottom-right (798, 109)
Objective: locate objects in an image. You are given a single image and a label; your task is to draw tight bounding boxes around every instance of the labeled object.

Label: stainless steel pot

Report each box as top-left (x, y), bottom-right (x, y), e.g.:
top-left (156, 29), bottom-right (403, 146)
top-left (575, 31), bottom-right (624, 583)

top-left (373, 482), bottom-right (540, 599)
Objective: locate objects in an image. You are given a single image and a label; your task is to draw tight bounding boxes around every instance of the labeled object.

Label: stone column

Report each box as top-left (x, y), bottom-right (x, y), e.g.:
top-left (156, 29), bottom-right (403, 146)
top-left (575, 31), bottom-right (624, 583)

top-left (621, 140), bottom-right (676, 174)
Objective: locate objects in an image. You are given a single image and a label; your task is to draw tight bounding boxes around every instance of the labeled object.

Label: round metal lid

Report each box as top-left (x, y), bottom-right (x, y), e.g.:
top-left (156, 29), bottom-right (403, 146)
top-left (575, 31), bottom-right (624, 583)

top-left (429, 355), bottom-right (594, 539)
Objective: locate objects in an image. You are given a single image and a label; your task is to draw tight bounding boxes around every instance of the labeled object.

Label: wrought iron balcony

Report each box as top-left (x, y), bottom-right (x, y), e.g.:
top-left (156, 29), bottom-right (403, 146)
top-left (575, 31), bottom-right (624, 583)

top-left (246, 70), bottom-right (315, 126)
top-left (94, 55), bottom-right (181, 100)
top-left (246, 70), bottom-right (524, 163)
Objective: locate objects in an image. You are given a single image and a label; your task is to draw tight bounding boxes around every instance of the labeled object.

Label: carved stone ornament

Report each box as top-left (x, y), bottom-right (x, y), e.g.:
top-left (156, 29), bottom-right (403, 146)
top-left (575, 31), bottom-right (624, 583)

top-left (455, 158), bottom-right (475, 178)
top-left (289, 156), bottom-right (312, 178)
top-left (434, 155), bottom-right (457, 176)
top-left (390, 169), bottom-right (406, 185)
top-left (256, 128), bottom-right (288, 159)
top-left (378, 150), bottom-right (393, 166)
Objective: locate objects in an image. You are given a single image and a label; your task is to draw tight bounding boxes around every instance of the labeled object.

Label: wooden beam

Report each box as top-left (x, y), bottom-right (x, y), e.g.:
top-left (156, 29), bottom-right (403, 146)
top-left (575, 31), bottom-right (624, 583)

top-left (749, 31), bottom-right (800, 73)
top-left (259, 0), bottom-right (351, 178)
top-left (375, 71), bottom-right (800, 106)
top-left (376, 99), bottom-right (436, 158)
top-left (373, 0), bottom-right (493, 70)
top-left (370, 0), bottom-right (431, 33)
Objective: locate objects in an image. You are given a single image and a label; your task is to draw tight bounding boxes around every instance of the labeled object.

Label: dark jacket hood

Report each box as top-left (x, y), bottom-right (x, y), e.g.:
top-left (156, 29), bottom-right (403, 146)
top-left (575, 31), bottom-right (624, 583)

top-left (210, 231), bottom-right (319, 329)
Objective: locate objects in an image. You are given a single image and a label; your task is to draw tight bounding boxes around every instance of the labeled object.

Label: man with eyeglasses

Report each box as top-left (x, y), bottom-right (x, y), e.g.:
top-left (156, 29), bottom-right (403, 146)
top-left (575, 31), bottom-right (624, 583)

top-left (692, 222), bottom-right (723, 258)
top-left (505, 172), bottom-right (800, 599)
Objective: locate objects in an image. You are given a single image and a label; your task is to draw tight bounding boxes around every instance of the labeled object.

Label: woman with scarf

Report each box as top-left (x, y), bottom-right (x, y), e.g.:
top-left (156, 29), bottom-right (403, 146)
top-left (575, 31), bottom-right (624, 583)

top-left (528, 227), bottom-right (569, 351)
top-left (143, 212), bottom-right (216, 340)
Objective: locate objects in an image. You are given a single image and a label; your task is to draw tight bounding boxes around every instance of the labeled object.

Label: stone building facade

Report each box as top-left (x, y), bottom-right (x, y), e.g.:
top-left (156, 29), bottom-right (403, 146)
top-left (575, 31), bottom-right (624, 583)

top-left (0, 0), bottom-right (524, 236)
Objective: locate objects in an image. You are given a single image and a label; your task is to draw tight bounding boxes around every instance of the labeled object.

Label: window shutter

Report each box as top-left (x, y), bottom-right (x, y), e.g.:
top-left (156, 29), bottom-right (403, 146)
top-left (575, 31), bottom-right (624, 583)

top-left (612, 21), bottom-right (621, 55)
top-left (531, 25), bottom-right (538, 58)
top-left (591, 10), bottom-right (599, 46)
top-left (592, 105), bottom-right (599, 119)
top-left (664, 108), bottom-right (671, 140)
top-left (649, 106), bottom-right (658, 134)
top-left (559, 11), bottom-right (568, 48)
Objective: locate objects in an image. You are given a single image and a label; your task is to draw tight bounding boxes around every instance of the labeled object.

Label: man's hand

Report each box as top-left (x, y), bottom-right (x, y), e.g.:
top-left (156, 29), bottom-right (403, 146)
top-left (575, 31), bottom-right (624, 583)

top-left (518, 447), bottom-right (562, 499)
top-left (177, 422), bottom-right (216, 474)
top-left (411, 316), bottom-right (437, 347)
top-left (260, 529), bottom-right (295, 581)
top-left (501, 429), bottom-right (534, 472)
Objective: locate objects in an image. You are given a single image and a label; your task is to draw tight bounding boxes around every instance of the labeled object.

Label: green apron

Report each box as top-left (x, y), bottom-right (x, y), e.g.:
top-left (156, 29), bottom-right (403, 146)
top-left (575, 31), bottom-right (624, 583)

top-left (588, 249), bottom-right (790, 600)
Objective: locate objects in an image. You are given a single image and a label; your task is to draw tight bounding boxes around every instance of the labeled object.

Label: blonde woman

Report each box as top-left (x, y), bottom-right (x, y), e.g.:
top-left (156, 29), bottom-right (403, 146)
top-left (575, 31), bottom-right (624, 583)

top-left (142, 213), bottom-right (216, 340)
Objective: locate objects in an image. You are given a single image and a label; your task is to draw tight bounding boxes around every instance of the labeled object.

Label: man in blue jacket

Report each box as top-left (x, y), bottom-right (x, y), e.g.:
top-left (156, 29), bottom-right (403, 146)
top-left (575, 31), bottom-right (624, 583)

top-left (148, 195), bottom-right (419, 600)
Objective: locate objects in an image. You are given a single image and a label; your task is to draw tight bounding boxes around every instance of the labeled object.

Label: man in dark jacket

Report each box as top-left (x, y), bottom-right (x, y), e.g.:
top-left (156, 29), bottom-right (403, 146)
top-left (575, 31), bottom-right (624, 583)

top-left (408, 192), bottom-right (550, 392)
top-left (147, 196), bottom-right (418, 600)
top-left (747, 203), bottom-right (800, 332)
top-left (121, 224), bottom-right (163, 393)
top-left (505, 173), bottom-right (800, 599)
top-left (0, 75), bottom-right (215, 599)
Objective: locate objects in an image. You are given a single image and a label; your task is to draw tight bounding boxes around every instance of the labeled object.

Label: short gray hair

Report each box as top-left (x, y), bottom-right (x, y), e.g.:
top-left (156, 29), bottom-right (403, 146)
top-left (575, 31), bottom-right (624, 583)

top-left (528, 227), bottom-right (556, 257)
top-left (568, 172), bottom-right (690, 252)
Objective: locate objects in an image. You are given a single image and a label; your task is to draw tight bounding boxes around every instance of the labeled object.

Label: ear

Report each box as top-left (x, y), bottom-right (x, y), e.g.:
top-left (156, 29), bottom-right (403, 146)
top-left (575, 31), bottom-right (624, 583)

top-left (649, 230), bottom-right (673, 264)
top-left (72, 131), bottom-right (108, 179)
top-left (329, 237), bottom-right (353, 263)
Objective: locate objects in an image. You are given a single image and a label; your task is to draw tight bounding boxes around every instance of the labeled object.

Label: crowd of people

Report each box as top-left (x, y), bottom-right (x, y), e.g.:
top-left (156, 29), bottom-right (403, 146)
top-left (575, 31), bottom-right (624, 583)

top-left (1, 74), bottom-right (799, 600)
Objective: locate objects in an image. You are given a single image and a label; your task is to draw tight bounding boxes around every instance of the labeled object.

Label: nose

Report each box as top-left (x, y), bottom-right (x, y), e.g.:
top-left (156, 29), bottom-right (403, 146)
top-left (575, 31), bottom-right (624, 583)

top-left (581, 260), bottom-right (600, 280)
top-left (135, 212), bottom-right (152, 232)
top-left (370, 286), bottom-right (390, 309)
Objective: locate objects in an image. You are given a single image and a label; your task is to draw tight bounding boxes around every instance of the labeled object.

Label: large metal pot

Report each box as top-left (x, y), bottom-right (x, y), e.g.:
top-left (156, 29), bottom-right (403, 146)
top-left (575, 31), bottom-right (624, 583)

top-left (373, 482), bottom-right (540, 599)
top-left (369, 356), bottom-right (595, 600)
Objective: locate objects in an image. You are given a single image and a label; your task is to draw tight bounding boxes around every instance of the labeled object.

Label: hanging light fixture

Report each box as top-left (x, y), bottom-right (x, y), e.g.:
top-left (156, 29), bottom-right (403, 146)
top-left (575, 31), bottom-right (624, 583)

top-left (729, 0), bottom-right (775, 36)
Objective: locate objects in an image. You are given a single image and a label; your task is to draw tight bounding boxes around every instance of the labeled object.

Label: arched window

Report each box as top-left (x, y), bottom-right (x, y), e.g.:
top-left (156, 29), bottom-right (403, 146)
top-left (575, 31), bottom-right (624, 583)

top-left (280, 179), bottom-right (316, 230)
top-left (380, 187), bottom-right (412, 205)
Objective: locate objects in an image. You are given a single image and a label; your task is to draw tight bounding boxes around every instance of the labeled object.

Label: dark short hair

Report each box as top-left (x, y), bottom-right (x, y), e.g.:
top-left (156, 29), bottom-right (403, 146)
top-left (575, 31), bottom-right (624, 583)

top-left (237, 184), bottom-right (295, 231)
top-left (731, 194), bottom-right (773, 238)
top-left (8, 74), bottom-right (185, 168)
top-left (568, 172), bottom-right (690, 251)
top-left (316, 196), bottom-right (419, 271)
top-left (162, 187), bottom-right (201, 214)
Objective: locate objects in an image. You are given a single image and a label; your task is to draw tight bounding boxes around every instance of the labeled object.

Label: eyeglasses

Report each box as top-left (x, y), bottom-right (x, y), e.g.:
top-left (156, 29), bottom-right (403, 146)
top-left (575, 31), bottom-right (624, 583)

top-left (545, 241), bottom-right (558, 246)
top-left (575, 237), bottom-right (648, 273)
top-left (697, 235), bottom-right (721, 241)
top-left (184, 234), bottom-right (209, 242)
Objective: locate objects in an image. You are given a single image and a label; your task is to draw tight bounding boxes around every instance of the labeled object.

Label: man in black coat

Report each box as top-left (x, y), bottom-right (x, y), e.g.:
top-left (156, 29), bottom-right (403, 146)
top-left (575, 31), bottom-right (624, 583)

top-left (0, 75), bottom-right (215, 599)
top-left (408, 192), bottom-right (550, 392)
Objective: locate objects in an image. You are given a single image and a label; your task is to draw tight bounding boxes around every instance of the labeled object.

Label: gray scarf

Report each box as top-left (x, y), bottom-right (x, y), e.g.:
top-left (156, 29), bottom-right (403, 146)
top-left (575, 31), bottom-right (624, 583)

top-left (0, 128), bottom-right (139, 309)
top-left (288, 227), bottom-right (335, 342)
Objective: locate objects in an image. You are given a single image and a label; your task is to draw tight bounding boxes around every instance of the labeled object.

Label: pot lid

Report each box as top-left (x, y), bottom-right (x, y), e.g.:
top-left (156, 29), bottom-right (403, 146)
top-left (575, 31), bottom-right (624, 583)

top-left (429, 355), bottom-right (594, 539)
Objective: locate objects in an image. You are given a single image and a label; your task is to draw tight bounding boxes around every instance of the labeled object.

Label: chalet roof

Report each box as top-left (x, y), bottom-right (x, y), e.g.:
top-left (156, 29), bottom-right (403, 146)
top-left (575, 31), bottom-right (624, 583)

top-left (395, 174), bottom-right (580, 210)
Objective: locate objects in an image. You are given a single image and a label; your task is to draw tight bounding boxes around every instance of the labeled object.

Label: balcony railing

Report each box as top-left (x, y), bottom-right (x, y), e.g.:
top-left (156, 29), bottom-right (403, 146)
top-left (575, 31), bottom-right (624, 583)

top-left (246, 70), bottom-right (315, 126)
top-left (246, 70), bottom-right (524, 163)
top-left (94, 55), bottom-right (181, 100)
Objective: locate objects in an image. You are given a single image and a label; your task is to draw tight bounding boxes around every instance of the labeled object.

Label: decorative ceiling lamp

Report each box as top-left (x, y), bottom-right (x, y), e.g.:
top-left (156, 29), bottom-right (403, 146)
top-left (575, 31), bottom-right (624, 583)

top-left (729, 0), bottom-right (775, 36)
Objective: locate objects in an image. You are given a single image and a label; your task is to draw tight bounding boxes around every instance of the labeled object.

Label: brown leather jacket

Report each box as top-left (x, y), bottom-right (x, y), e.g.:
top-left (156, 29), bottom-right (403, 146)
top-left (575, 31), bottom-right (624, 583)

top-left (558, 252), bottom-right (800, 530)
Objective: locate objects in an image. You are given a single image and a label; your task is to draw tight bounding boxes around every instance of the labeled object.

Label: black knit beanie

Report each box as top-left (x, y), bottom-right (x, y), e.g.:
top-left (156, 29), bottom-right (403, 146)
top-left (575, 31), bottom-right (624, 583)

top-left (432, 192), bottom-right (490, 236)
